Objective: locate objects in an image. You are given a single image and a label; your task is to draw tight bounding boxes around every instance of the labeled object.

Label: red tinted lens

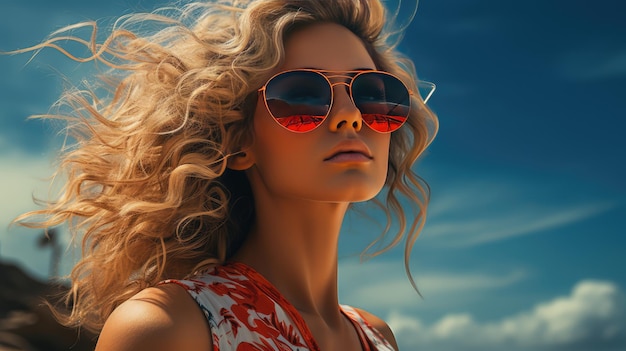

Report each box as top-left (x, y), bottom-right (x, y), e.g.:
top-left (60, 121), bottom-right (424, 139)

top-left (264, 71), bottom-right (331, 132)
top-left (352, 72), bottom-right (411, 133)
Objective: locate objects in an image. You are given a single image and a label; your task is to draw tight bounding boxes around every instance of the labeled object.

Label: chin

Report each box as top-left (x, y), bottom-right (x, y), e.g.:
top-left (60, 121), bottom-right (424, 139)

top-left (322, 184), bottom-right (385, 203)
top-left (350, 191), bottom-right (382, 203)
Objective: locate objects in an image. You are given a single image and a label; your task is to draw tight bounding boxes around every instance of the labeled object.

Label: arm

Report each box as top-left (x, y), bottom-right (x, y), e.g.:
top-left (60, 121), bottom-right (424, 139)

top-left (95, 284), bottom-right (212, 351)
top-left (355, 308), bottom-right (399, 351)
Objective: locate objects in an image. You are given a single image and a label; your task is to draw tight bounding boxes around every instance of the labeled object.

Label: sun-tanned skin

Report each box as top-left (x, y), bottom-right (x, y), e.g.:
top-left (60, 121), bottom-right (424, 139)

top-left (95, 23), bottom-right (399, 351)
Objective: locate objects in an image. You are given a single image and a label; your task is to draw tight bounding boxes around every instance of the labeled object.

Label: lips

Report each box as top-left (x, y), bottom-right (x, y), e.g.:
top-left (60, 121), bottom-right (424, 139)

top-left (325, 152), bottom-right (372, 162)
top-left (324, 140), bottom-right (373, 161)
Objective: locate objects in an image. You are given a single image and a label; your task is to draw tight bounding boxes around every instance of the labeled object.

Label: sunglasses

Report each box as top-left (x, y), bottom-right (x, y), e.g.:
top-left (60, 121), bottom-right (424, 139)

top-left (258, 69), bottom-right (435, 133)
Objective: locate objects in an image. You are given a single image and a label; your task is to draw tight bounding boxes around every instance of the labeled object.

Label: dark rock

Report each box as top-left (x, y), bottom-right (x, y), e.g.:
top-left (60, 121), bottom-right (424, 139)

top-left (0, 261), bottom-right (97, 351)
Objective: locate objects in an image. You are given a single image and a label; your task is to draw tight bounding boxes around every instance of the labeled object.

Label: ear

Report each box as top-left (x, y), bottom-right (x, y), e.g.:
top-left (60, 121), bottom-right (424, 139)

top-left (227, 148), bottom-right (255, 171)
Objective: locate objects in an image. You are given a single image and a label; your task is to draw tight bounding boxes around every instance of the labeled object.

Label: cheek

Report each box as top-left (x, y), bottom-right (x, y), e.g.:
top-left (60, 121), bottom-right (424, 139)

top-left (252, 103), bottom-right (299, 156)
top-left (252, 97), bottom-right (272, 133)
top-left (374, 135), bottom-right (392, 185)
top-left (251, 104), bottom-right (315, 182)
top-left (370, 129), bottom-right (391, 158)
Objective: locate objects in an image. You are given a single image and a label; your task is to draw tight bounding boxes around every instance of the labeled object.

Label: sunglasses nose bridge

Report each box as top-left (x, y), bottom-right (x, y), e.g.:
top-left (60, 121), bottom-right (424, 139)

top-left (328, 80), bottom-right (352, 100)
top-left (323, 72), bottom-right (358, 106)
top-left (326, 81), bottom-right (363, 132)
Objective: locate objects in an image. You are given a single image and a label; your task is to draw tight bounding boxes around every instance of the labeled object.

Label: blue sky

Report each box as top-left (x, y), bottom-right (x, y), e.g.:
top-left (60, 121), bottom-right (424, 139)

top-left (1, 1), bottom-right (625, 350)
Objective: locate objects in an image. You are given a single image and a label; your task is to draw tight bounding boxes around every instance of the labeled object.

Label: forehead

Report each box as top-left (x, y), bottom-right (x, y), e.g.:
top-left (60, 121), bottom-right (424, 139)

top-left (280, 23), bottom-right (376, 71)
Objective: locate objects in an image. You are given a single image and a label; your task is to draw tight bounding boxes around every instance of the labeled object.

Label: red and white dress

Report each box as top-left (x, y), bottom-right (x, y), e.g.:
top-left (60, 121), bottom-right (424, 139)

top-left (161, 262), bottom-right (395, 350)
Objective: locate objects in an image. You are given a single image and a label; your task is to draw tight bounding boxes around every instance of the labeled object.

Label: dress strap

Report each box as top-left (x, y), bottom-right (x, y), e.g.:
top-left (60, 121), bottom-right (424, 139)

top-left (340, 305), bottom-right (396, 351)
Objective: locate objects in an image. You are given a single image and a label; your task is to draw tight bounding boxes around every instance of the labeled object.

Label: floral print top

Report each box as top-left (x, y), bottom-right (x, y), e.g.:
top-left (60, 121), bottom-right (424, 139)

top-left (161, 262), bottom-right (395, 351)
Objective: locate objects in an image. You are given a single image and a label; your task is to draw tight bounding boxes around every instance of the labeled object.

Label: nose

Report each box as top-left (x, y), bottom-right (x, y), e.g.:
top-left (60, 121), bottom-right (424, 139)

top-left (327, 86), bottom-right (363, 132)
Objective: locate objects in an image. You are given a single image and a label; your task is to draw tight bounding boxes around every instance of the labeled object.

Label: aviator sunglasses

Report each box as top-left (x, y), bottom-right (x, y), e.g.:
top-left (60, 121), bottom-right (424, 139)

top-left (258, 69), bottom-right (435, 133)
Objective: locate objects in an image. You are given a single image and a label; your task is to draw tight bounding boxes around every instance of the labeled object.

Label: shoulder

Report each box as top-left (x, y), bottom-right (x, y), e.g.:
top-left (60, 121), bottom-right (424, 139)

top-left (95, 284), bottom-right (212, 351)
top-left (354, 308), bottom-right (399, 351)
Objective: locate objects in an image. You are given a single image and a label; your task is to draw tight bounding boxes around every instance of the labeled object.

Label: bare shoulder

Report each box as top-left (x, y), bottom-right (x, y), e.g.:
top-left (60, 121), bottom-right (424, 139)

top-left (95, 283), bottom-right (212, 351)
top-left (354, 308), bottom-right (399, 351)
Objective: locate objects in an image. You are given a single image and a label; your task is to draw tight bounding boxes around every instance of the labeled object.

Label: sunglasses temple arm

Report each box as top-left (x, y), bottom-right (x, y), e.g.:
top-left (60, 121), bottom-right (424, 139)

top-left (421, 83), bottom-right (436, 104)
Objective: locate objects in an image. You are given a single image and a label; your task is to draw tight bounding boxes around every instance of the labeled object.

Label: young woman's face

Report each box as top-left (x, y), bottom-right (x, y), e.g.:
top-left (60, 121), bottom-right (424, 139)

top-left (246, 22), bottom-right (391, 203)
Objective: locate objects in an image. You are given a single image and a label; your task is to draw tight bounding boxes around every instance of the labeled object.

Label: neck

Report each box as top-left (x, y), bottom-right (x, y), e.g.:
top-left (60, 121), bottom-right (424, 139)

top-left (232, 195), bottom-right (349, 323)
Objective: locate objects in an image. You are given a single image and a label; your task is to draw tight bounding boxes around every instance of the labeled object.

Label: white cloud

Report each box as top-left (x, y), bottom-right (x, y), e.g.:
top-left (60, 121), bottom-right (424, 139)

top-left (388, 280), bottom-right (626, 351)
top-left (0, 152), bottom-right (53, 226)
top-left (0, 151), bottom-right (65, 278)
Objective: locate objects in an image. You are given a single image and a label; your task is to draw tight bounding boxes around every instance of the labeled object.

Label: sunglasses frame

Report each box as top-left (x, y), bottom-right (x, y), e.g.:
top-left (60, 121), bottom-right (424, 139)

top-left (257, 69), bottom-right (435, 133)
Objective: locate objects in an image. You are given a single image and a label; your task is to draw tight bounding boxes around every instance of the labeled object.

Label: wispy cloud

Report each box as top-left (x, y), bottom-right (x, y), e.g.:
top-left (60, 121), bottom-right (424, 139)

top-left (422, 178), bottom-right (615, 247)
top-left (388, 280), bottom-right (626, 351)
top-left (558, 48), bottom-right (626, 81)
top-left (441, 17), bottom-right (496, 36)
top-left (425, 202), bottom-right (614, 247)
top-left (338, 259), bottom-right (527, 312)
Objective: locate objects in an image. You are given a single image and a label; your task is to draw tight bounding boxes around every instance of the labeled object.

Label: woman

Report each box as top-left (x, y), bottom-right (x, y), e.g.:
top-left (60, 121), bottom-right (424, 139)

top-left (15, 0), bottom-right (437, 349)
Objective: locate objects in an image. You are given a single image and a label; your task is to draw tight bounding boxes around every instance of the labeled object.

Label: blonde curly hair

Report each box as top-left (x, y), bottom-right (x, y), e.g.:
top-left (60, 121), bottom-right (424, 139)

top-left (14, 0), bottom-right (438, 333)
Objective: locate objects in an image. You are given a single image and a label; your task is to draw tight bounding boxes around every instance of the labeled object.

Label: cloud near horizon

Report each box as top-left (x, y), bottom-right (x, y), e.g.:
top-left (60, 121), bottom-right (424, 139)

top-left (387, 280), bottom-right (626, 351)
